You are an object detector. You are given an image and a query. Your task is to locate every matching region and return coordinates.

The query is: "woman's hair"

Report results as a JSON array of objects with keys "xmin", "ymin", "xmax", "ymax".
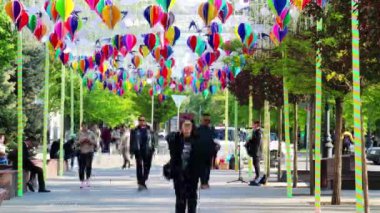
[{"xmin": 181, "ymin": 119, "xmax": 197, "ymax": 137}]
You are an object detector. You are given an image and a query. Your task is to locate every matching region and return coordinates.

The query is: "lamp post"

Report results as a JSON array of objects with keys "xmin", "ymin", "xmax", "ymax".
[{"xmin": 324, "ymin": 102, "xmax": 333, "ymax": 158}]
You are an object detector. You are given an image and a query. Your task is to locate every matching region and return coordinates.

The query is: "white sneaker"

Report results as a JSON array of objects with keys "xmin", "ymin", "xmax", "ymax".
[
  {"xmin": 86, "ymin": 180, "xmax": 91, "ymax": 187},
  {"xmin": 80, "ymin": 181, "xmax": 85, "ymax": 189}
]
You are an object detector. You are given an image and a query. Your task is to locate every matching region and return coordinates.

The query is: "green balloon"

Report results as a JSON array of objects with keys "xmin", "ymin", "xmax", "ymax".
[
  {"xmin": 55, "ymin": 49, "xmax": 61, "ymax": 59},
  {"xmin": 96, "ymin": 0, "xmax": 105, "ymax": 16},
  {"xmin": 283, "ymin": 12, "xmax": 291, "ymax": 28},
  {"xmin": 203, "ymin": 89, "xmax": 209, "ymax": 99},
  {"xmin": 165, "ymin": 60, "xmax": 172, "ymax": 68},
  {"xmin": 28, "ymin": 15, "xmax": 37, "ymax": 32},
  {"xmin": 195, "ymin": 38, "xmax": 206, "ymax": 56},
  {"xmin": 56, "ymin": 0, "xmax": 65, "ymax": 21},
  {"xmin": 156, "ymin": 0, "xmax": 168, "ymax": 12}
]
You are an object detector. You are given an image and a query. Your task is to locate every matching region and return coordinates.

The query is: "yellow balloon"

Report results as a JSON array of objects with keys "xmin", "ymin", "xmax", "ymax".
[{"xmin": 71, "ymin": 61, "xmax": 78, "ymax": 70}]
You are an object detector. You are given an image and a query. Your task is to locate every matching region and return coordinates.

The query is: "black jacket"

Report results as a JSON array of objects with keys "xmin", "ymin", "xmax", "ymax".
[
  {"xmin": 246, "ymin": 128, "xmax": 262, "ymax": 158},
  {"xmin": 130, "ymin": 125, "xmax": 156, "ymax": 156},
  {"xmin": 197, "ymin": 125, "xmax": 216, "ymax": 160},
  {"xmin": 167, "ymin": 132, "xmax": 203, "ymax": 179}
]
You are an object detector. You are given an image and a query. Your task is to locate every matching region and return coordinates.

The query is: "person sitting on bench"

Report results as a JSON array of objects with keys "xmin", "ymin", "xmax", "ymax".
[
  {"xmin": 0, "ymin": 133, "xmax": 8, "ymax": 165},
  {"xmin": 23, "ymin": 137, "xmax": 50, "ymax": 193}
]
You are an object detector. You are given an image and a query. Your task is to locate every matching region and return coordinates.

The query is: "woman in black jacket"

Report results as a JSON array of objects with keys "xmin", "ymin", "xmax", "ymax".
[{"xmin": 167, "ymin": 119, "xmax": 203, "ymax": 213}]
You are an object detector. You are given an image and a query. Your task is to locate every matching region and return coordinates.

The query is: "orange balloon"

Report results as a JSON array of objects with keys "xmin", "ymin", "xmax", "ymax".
[{"xmin": 102, "ymin": 5, "xmax": 121, "ymax": 29}]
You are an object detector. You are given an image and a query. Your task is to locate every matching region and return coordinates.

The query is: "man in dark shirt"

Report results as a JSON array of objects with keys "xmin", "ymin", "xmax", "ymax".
[
  {"xmin": 197, "ymin": 113, "xmax": 215, "ymax": 189},
  {"xmin": 246, "ymin": 121, "xmax": 262, "ymax": 183},
  {"xmin": 130, "ymin": 115, "xmax": 155, "ymax": 191}
]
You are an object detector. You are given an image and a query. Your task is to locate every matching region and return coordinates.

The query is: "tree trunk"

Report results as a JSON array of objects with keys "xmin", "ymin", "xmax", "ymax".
[
  {"xmin": 293, "ymin": 102, "xmax": 299, "ymax": 188},
  {"xmin": 277, "ymin": 107, "xmax": 283, "ymax": 182},
  {"xmin": 361, "ymin": 110, "xmax": 370, "ymax": 213},
  {"xmin": 332, "ymin": 97, "xmax": 343, "ymax": 205},
  {"xmin": 309, "ymin": 95, "xmax": 315, "ymax": 195}
]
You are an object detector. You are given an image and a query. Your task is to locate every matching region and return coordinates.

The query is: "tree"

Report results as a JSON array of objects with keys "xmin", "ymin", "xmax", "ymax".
[
  {"xmin": 0, "ymin": 8, "xmax": 17, "ymax": 139},
  {"xmin": 130, "ymin": 87, "xmax": 177, "ymax": 130}
]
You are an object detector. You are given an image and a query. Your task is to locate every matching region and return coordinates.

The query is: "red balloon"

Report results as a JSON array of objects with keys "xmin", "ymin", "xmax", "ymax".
[
  {"xmin": 160, "ymin": 12, "xmax": 175, "ymax": 30},
  {"xmin": 144, "ymin": 5, "xmax": 163, "ymax": 28},
  {"xmin": 144, "ymin": 33, "xmax": 157, "ymax": 51},
  {"xmin": 208, "ymin": 33, "xmax": 222, "ymax": 50},
  {"xmin": 49, "ymin": 32, "xmax": 60, "ymax": 49},
  {"xmin": 16, "ymin": 10, "xmax": 29, "ymax": 31},
  {"xmin": 187, "ymin": 35, "xmax": 197, "ymax": 52}
]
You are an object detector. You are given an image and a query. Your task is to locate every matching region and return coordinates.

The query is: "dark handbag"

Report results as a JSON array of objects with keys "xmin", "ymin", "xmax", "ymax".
[
  {"xmin": 245, "ymin": 140, "xmax": 254, "ymax": 157},
  {"xmin": 163, "ymin": 161, "xmax": 172, "ymax": 180}
]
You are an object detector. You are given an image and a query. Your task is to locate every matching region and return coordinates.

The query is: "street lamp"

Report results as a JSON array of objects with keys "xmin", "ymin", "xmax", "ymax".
[{"xmin": 324, "ymin": 102, "xmax": 333, "ymax": 158}]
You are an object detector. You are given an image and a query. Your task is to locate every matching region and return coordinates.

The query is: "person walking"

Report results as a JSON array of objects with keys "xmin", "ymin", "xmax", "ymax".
[
  {"xmin": 120, "ymin": 125, "xmax": 131, "ymax": 169},
  {"xmin": 76, "ymin": 123, "xmax": 97, "ymax": 189},
  {"xmin": 101, "ymin": 125, "xmax": 112, "ymax": 153},
  {"xmin": 197, "ymin": 113, "xmax": 216, "ymax": 189},
  {"xmin": 167, "ymin": 119, "xmax": 203, "ymax": 213},
  {"xmin": 130, "ymin": 115, "xmax": 156, "ymax": 191},
  {"xmin": 245, "ymin": 121, "xmax": 263, "ymax": 185}
]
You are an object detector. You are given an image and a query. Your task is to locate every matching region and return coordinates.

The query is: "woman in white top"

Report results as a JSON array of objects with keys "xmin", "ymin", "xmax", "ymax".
[{"xmin": 120, "ymin": 125, "xmax": 131, "ymax": 169}]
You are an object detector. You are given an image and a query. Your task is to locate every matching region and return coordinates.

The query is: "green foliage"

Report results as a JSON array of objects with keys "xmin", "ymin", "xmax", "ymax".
[
  {"xmin": 130, "ymin": 87, "xmax": 177, "ymax": 129},
  {"xmin": 0, "ymin": 9, "xmax": 16, "ymax": 138}
]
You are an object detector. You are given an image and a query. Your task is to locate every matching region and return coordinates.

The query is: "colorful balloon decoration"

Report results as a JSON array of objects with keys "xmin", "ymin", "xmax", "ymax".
[
  {"xmin": 210, "ymin": 22, "xmax": 223, "ymax": 34},
  {"xmin": 198, "ymin": 2, "xmax": 218, "ymax": 26},
  {"xmin": 55, "ymin": 0, "xmax": 75, "ymax": 21},
  {"xmin": 208, "ymin": 33, "xmax": 222, "ymax": 50},
  {"xmin": 164, "ymin": 26, "xmax": 181, "ymax": 46},
  {"xmin": 5, "ymin": 0, "xmax": 29, "ymax": 31},
  {"xmin": 144, "ymin": 33, "xmax": 160, "ymax": 51},
  {"xmin": 268, "ymin": 0, "xmax": 289, "ymax": 16},
  {"xmin": 132, "ymin": 55, "xmax": 142, "ymax": 68},
  {"xmin": 156, "ymin": 0, "xmax": 177, "ymax": 12},
  {"xmin": 187, "ymin": 36, "xmax": 207, "ymax": 56},
  {"xmin": 218, "ymin": 2, "xmax": 233, "ymax": 23},
  {"xmin": 270, "ymin": 24, "xmax": 288, "ymax": 46},
  {"xmin": 65, "ymin": 15, "xmax": 82, "ymax": 41},
  {"xmin": 85, "ymin": 0, "xmax": 100, "ymax": 10},
  {"xmin": 28, "ymin": 14, "xmax": 48, "ymax": 41},
  {"xmin": 102, "ymin": 5, "xmax": 121, "ymax": 29},
  {"xmin": 160, "ymin": 12, "xmax": 175, "ymax": 30},
  {"xmin": 268, "ymin": 0, "xmax": 291, "ymax": 46},
  {"xmin": 139, "ymin": 45, "xmax": 150, "ymax": 58},
  {"xmin": 209, "ymin": 0, "xmax": 227, "ymax": 11},
  {"xmin": 144, "ymin": 5, "xmax": 163, "ymax": 28},
  {"xmin": 291, "ymin": 0, "xmax": 311, "ymax": 10},
  {"xmin": 44, "ymin": 0, "xmax": 60, "ymax": 22}
]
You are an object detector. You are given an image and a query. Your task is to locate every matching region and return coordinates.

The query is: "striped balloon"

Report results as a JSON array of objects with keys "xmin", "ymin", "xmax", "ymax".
[{"xmin": 198, "ymin": 2, "xmax": 218, "ymax": 26}]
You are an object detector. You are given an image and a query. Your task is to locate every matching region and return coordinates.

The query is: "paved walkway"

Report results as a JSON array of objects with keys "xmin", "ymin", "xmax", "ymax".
[{"xmin": 1, "ymin": 154, "xmax": 380, "ymax": 213}]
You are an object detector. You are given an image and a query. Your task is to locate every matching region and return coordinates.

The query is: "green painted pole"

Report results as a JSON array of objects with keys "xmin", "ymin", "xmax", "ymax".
[
  {"xmin": 42, "ymin": 42, "xmax": 50, "ymax": 179},
  {"xmin": 70, "ymin": 68, "xmax": 74, "ymax": 135},
  {"xmin": 234, "ymin": 99, "xmax": 238, "ymax": 171},
  {"xmin": 283, "ymin": 78, "xmax": 292, "ymax": 198},
  {"xmin": 59, "ymin": 64, "xmax": 65, "ymax": 176},
  {"xmin": 315, "ymin": 18, "xmax": 323, "ymax": 212},
  {"xmin": 17, "ymin": 31, "xmax": 23, "ymax": 197},
  {"xmin": 248, "ymin": 87, "xmax": 253, "ymax": 178},
  {"xmin": 352, "ymin": 0, "xmax": 364, "ymax": 211}
]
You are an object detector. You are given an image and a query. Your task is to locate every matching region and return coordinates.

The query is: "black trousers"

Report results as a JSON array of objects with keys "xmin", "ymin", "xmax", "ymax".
[
  {"xmin": 252, "ymin": 157, "xmax": 260, "ymax": 179},
  {"xmin": 24, "ymin": 160, "xmax": 46, "ymax": 190},
  {"xmin": 200, "ymin": 159, "xmax": 211, "ymax": 185},
  {"xmin": 135, "ymin": 152, "xmax": 153, "ymax": 185},
  {"xmin": 174, "ymin": 174, "xmax": 199, "ymax": 213},
  {"xmin": 78, "ymin": 152, "xmax": 94, "ymax": 181}
]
